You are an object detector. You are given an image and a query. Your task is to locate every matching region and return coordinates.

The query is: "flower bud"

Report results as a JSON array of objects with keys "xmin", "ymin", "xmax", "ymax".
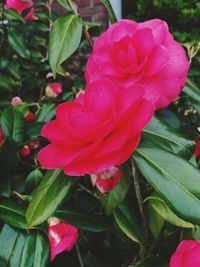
[
  {"xmin": 20, "ymin": 145, "xmax": 30, "ymax": 157},
  {"xmin": 29, "ymin": 141, "xmax": 40, "ymax": 151},
  {"xmin": 48, "ymin": 217, "xmax": 79, "ymax": 261},
  {"xmin": 91, "ymin": 166, "xmax": 122, "ymax": 194},
  {"xmin": 11, "ymin": 96, "xmax": 22, "ymax": 106},
  {"xmin": 24, "ymin": 111, "xmax": 36, "ymax": 122},
  {"xmin": 194, "ymin": 139, "xmax": 200, "ymax": 159},
  {"xmin": 45, "ymin": 83, "xmax": 63, "ymax": 98},
  {"xmin": 0, "ymin": 128, "xmax": 3, "ymax": 145}
]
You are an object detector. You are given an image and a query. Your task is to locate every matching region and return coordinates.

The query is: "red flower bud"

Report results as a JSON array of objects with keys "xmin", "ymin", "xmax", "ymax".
[
  {"xmin": 91, "ymin": 166, "xmax": 122, "ymax": 194},
  {"xmin": 0, "ymin": 128, "xmax": 3, "ymax": 145},
  {"xmin": 11, "ymin": 96, "xmax": 22, "ymax": 106},
  {"xmin": 194, "ymin": 139, "xmax": 200, "ymax": 159},
  {"xmin": 29, "ymin": 141, "xmax": 40, "ymax": 151},
  {"xmin": 48, "ymin": 217, "xmax": 79, "ymax": 261},
  {"xmin": 20, "ymin": 145, "xmax": 30, "ymax": 157},
  {"xmin": 45, "ymin": 83, "xmax": 63, "ymax": 98},
  {"xmin": 24, "ymin": 111, "xmax": 36, "ymax": 122}
]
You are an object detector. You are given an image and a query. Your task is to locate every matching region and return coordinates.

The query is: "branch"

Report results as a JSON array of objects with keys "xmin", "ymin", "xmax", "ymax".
[
  {"xmin": 75, "ymin": 244, "xmax": 85, "ymax": 267},
  {"xmin": 66, "ymin": 0, "xmax": 93, "ymax": 47}
]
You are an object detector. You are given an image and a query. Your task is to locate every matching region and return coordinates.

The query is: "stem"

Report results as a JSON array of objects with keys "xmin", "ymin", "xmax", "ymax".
[
  {"xmin": 66, "ymin": 0, "xmax": 93, "ymax": 47},
  {"xmin": 78, "ymin": 183, "xmax": 98, "ymax": 199},
  {"xmin": 131, "ymin": 158, "xmax": 149, "ymax": 258},
  {"xmin": 75, "ymin": 244, "xmax": 85, "ymax": 267}
]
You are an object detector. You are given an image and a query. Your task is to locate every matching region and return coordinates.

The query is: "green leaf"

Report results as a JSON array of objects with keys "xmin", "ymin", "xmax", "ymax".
[
  {"xmin": 56, "ymin": 208, "xmax": 110, "ymax": 232},
  {"xmin": 8, "ymin": 29, "xmax": 30, "ymax": 58},
  {"xmin": 129, "ymin": 256, "xmax": 167, "ymax": 267},
  {"xmin": 48, "ymin": 15, "xmax": 83, "ymax": 75},
  {"xmin": 113, "ymin": 203, "xmax": 145, "ymax": 245},
  {"xmin": 133, "ymin": 146, "xmax": 200, "ymax": 225},
  {"xmin": 147, "ymin": 203, "xmax": 165, "ymax": 239},
  {"xmin": 57, "ymin": 0, "xmax": 78, "ymax": 11},
  {"xmin": 183, "ymin": 78, "xmax": 200, "ymax": 102},
  {"xmin": 4, "ymin": 9, "xmax": 25, "ymax": 22},
  {"xmin": 25, "ymin": 122, "xmax": 43, "ymax": 139},
  {"xmin": 100, "ymin": 166, "xmax": 130, "ymax": 214},
  {"xmin": 36, "ymin": 103, "xmax": 55, "ymax": 123},
  {"xmin": 0, "ymin": 224, "xmax": 26, "ymax": 267},
  {"xmin": 0, "ymin": 74, "xmax": 15, "ymax": 92},
  {"xmin": 1, "ymin": 107, "xmax": 24, "ymax": 143},
  {"xmin": 0, "ymin": 202, "xmax": 27, "ymax": 229},
  {"xmin": 20, "ymin": 231, "xmax": 49, "ymax": 267},
  {"xmin": 25, "ymin": 169, "xmax": 43, "ymax": 189},
  {"xmin": 142, "ymin": 117, "xmax": 194, "ymax": 159},
  {"xmin": 100, "ymin": 0, "xmax": 118, "ymax": 23},
  {"xmin": 26, "ymin": 170, "xmax": 76, "ymax": 227},
  {"xmin": 147, "ymin": 194, "xmax": 194, "ymax": 228}
]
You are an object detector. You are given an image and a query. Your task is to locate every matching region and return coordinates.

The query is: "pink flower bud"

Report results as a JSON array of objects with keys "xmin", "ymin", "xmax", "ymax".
[
  {"xmin": 194, "ymin": 139, "xmax": 200, "ymax": 159},
  {"xmin": 24, "ymin": 111, "xmax": 36, "ymax": 122},
  {"xmin": 11, "ymin": 96, "xmax": 22, "ymax": 106},
  {"xmin": 20, "ymin": 145, "xmax": 30, "ymax": 157},
  {"xmin": 91, "ymin": 166, "xmax": 122, "ymax": 194},
  {"xmin": 29, "ymin": 141, "xmax": 40, "ymax": 151},
  {"xmin": 0, "ymin": 128, "xmax": 3, "ymax": 145},
  {"xmin": 170, "ymin": 240, "xmax": 200, "ymax": 267},
  {"xmin": 45, "ymin": 83, "xmax": 63, "ymax": 98},
  {"xmin": 25, "ymin": 8, "xmax": 38, "ymax": 20},
  {"xmin": 48, "ymin": 217, "xmax": 79, "ymax": 261}
]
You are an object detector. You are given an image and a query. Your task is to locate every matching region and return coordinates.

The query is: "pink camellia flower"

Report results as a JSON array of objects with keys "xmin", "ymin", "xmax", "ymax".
[
  {"xmin": 169, "ymin": 240, "xmax": 200, "ymax": 267},
  {"xmin": 194, "ymin": 139, "xmax": 200, "ymax": 159},
  {"xmin": 5, "ymin": 0, "xmax": 37, "ymax": 20},
  {"xmin": 38, "ymin": 79, "xmax": 154, "ymax": 176},
  {"xmin": 86, "ymin": 19, "xmax": 189, "ymax": 109},
  {"xmin": 48, "ymin": 217, "xmax": 79, "ymax": 261},
  {"xmin": 11, "ymin": 96, "xmax": 22, "ymax": 106},
  {"xmin": 91, "ymin": 166, "xmax": 122, "ymax": 194},
  {"xmin": 0, "ymin": 128, "xmax": 3, "ymax": 145},
  {"xmin": 45, "ymin": 83, "xmax": 63, "ymax": 98}
]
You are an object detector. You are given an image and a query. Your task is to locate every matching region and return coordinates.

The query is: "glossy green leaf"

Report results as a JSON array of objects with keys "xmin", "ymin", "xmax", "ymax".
[
  {"xmin": 8, "ymin": 29, "xmax": 30, "ymax": 58},
  {"xmin": 147, "ymin": 203, "xmax": 165, "ymax": 239},
  {"xmin": 48, "ymin": 15, "xmax": 82, "ymax": 75},
  {"xmin": 20, "ymin": 232, "xmax": 49, "ymax": 267},
  {"xmin": 57, "ymin": 0, "xmax": 77, "ymax": 11},
  {"xmin": 142, "ymin": 117, "xmax": 194, "ymax": 159},
  {"xmin": 25, "ymin": 122, "xmax": 43, "ymax": 139},
  {"xmin": 133, "ymin": 146, "xmax": 200, "ymax": 225},
  {"xmin": 100, "ymin": 0, "xmax": 117, "ymax": 23},
  {"xmin": 113, "ymin": 203, "xmax": 145, "ymax": 245},
  {"xmin": 36, "ymin": 103, "xmax": 55, "ymax": 123},
  {"xmin": 1, "ymin": 107, "xmax": 24, "ymax": 143},
  {"xmin": 25, "ymin": 169, "xmax": 43, "ymax": 189},
  {"xmin": 56, "ymin": 208, "xmax": 110, "ymax": 232},
  {"xmin": 183, "ymin": 78, "xmax": 200, "ymax": 102},
  {"xmin": 100, "ymin": 166, "xmax": 130, "ymax": 214},
  {"xmin": 0, "ymin": 74, "xmax": 15, "ymax": 92},
  {"xmin": 0, "ymin": 202, "xmax": 27, "ymax": 229},
  {"xmin": 4, "ymin": 9, "xmax": 25, "ymax": 22},
  {"xmin": 147, "ymin": 194, "xmax": 194, "ymax": 228},
  {"xmin": 0, "ymin": 224, "xmax": 26, "ymax": 267},
  {"xmin": 26, "ymin": 170, "xmax": 76, "ymax": 227}
]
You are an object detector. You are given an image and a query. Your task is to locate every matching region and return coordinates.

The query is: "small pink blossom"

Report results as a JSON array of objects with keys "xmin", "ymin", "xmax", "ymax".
[
  {"xmin": 48, "ymin": 217, "xmax": 79, "ymax": 261},
  {"xmin": 5, "ymin": 0, "xmax": 37, "ymax": 20},
  {"xmin": 86, "ymin": 19, "xmax": 189, "ymax": 109},
  {"xmin": 170, "ymin": 240, "xmax": 200, "ymax": 267},
  {"xmin": 91, "ymin": 166, "xmax": 122, "ymax": 194},
  {"xmin": 45, "ymin": 83, "xmax": 63, "ymax": 98},
  {"xmin": 11, "ymin": 96, "xmax": 22, "ymax": 106}
]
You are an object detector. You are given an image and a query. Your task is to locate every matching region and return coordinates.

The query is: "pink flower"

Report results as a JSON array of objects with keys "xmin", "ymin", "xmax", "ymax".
[
  {"xmin": 20, "ymin": 145, "xmax": 30, "ymax": 157},
  {"xmin": 169, "ymin": 240, "xmax": 200, "ymax": 267},
  {"xmin": 48, "ymin": 217, "xmax": 79, "ymax": 261},
  {"xmin": 24, "ymin": 111, "xmax": 36, "ymax": 122},
  {"xmin": 11, "ymin": 96, "xmax": 22, "ymax": 106},
  {"xmin": 38, "ymin": 79, "xmax": 154, "ymax": 176},
  {"xmin": 194, "ymin": 139, "xmax": 200, "ymax": 159},
  {"xmin": 45, "ymin": 83, "xmax": 63, "ymax": 98},
  {"xmin": 86, "ymin": 19, "xmax": 189, "ymax": 109},
  {"xmin": 5, "ymin": 0, "xmax": 37, "ymax": 20},
  {"xmin": 91, "ymin": 166, "xmax": 122, "ymax": 194},
  {"xmin": 0, "ymin": 128, "xmax": 3, "ymax": 145}
]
